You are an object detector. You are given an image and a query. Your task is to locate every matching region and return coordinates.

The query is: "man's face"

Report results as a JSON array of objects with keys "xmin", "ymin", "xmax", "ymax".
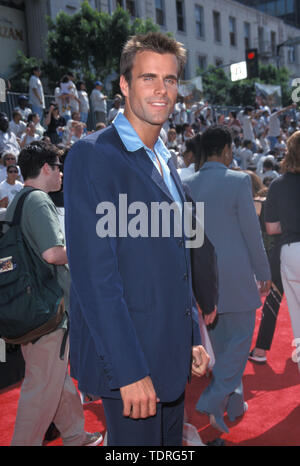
[
  {"xmin": 120, "ymin": 51, "xmax": 179, "ymax": 132},
  {"xmin": 5, "ymin": 154, "xmax": 17, "ymax": 166},
  {"xmin": 0, "ymin": 115, "xmax": 9, "ymax": 132},
  {"xmin": 19, "ymin": 100, "xmax": 27, "ymax": 109},
  {"xmin": 7, "ymin": 166, "xmax": 19, "ymax": 183},
  {"xmin": 48, "ymin": 159, "xmax": 63, "ymax": 192}
]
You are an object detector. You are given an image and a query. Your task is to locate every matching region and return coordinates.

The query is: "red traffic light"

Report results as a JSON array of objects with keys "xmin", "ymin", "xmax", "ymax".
[{"xmin": 247, "ymin": 51, "xmax": 256, "ymax": 60}]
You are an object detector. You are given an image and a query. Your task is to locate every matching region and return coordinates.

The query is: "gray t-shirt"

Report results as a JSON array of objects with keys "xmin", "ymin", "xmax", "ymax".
[{"xmin": 6, "ymin": 187, "xmax": 70, "ymax": 326}]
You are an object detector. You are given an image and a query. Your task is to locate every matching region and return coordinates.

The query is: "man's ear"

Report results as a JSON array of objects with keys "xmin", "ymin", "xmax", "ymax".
[
  {"xmin": 42, "ymin": 162, "xmax": 51, "ymax": 175},
  {"xmin": 119, "ymin": 75, "xmax": 129, "ymax": 99}
]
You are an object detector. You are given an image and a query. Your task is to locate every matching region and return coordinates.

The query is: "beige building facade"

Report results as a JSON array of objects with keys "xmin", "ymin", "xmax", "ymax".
[{"xmin": 1, "ymin": 0, "xmax": 300, "ymax": 79}]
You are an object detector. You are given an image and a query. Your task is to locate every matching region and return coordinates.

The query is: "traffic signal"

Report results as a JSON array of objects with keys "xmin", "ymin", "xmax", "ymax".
[{"xmin": 245, "ymin": 48, "xmax": 259, "ymax": 78}]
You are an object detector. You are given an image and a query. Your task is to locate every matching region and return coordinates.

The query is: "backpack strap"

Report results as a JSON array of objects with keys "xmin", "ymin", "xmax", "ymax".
[{"xmin": 11, "ymin": 188, "xmax": 40, "ymax": 226}]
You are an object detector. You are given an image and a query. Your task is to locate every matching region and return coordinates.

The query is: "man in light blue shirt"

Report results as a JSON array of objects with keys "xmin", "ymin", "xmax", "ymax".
[
  {"xmin": 64, "ymin": 32, "xmax": 210, "ymax": 447},
  {"xmin": 113, "ymin": 112, "xmax": 183, "ymax": 212}
]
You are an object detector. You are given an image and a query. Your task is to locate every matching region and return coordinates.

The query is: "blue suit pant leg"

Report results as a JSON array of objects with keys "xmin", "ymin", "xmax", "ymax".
[
  {"xmin": 102, "ymin": 392, "xmax": 185, "ymax": 446},
  {"xmin": 196, "ymin": 311, "xmax": 255, "ymax": 424}
]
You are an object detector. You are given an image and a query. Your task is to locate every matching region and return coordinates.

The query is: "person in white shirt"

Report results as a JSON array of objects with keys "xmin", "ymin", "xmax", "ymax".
[
  {"xmin": 268, "ymin": 104, "xmax": 296, "ymax": 149},
  {"xmin": 261, "ymin": 158, "xmax": 280, "ymax": 182},
  {"xmin": 0, "ymin": 152, "xmax": 22, "ymax": 183},
  {"xmin": 0, "ymin": 164, "xmax": 23, "ymax": 207},
  {"xmin": 66, "ymin": 72, "xmax": 80, "ymax": 114},
  {"xmin": 240, "ymin": 106, "xmax": 256, "ymax": 147},
  {"xmin": 259, "ymin": 127, "xmax": 271, "ymax": 154},
  {"xmin": 177, "ymin": 136, "xmax": 198, "ymax": 181},
  {"xmin": 172, "ymin": 96, "xmax": 188, "ymax": 126},
  {"xmin": 107, "ymin": 94, "xmax": 124, "ymax": 124},
  {"xmin": 64, "ymin": 121, "xmax": 85, "ymax": 147},
  {"xmin": 77, "ymin": 81, "xmax": 90, "ymax": 123},
  {"xmin": 239, "ymin": 139, "xmax": 253, "ymax": 170},
  {"xmin": 27, "ymin": 113, "xmax": 45, "ymax": 139},
  {"xmin": 0, "ymin": 112, "xmax": 20, "ymax": 157},
  {"xmin": 14, "ymin": 95, "xmax": 32, "ymax": 122},
  {"xmin": 20, "ymin": 122, "xmax": 40, "ymax": 148},
  {"xmin": 90, "ymin": 81, "xmax": 107, "ymax": 125},
  {"xmin": 9, "ymin": 111, "xmax": 26, "ymax": 138},
  {"xmin": 28, "ymin": 67, "xmax": 45, "ymax": 123}
]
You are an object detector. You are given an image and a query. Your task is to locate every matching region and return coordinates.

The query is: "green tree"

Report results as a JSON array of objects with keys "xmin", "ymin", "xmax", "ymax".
[
  {"xmin": 10, "ymin": 1, "xmax": 159, "ymax": 95},
  {"xmin": 9, "ymin": 51, "xmax": 43, "ymax": 93},
  {"xmin": 45, "ymin": 2, "xmax": 159, "ymax": 94},
  {"xmin": 198, "ymin": 62, "xmax": 292, "ymax": 108},
  {"xmin": 200, "ymin": 65, "xmax": 232, "ymax": 105}
]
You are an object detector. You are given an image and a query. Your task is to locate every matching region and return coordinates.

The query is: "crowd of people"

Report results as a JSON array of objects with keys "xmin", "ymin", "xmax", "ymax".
[
  {"xmin": 0, "ymin": 31, "xmax": 299, "ymax": 447},
  {"xmin": 1, "ymin": 63, "xmax": 299, "ymax": 211}
]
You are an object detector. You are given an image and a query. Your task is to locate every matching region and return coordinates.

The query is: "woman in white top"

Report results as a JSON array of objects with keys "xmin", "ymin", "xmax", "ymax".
[
  {"xmin": 0, "ymin": 164, "xmax": 23, "ymax": 207},
  {"xmin": 77, "ymin": 81, "xmax": 90, "ymax": 123}
]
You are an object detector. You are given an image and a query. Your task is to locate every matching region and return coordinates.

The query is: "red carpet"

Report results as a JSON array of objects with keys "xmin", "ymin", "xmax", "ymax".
[{"xmin": 1, "ymin": 296, "xmax": 299, "ymax": 446}]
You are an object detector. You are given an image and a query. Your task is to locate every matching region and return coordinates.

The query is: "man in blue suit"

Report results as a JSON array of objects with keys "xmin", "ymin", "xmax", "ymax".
[
  {"xmin": 185, "ymin": 126, "xmax": 271, "ymax": 433},
  {"xmin": 63, "ymin": 32, "xmax": 211, "ymax": 446}
]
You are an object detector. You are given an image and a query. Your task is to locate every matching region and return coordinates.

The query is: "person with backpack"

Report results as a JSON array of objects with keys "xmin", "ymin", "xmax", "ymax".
[{"xmin": 4, "ymin": 141, "xmax": 102, "ymax": 446}]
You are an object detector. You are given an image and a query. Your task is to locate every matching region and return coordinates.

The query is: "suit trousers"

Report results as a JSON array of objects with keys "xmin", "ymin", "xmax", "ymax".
[
  {"xmin": 102, "ymin": 392, "xmax": 185, "ymax": 446},
  {"xmin": 11, "ymin": 329, "xmax": 85, "ymax": 446},
  {"xmin": 281, "ymin": 242, "xmax": 300, "ymax": 372},
  {"xmin": 196, "ymin": 310, "xmax": 255, "ymax": 424}
]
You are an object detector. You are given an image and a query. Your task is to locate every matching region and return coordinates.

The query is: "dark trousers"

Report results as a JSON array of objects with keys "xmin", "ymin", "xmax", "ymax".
[
  {"xmin": 102, "ymin": 392, "xmax": 185, "ymax": 446},
  {"xmin": 255, "ymin": 242, "xmax": 284, "ymax": 351}
]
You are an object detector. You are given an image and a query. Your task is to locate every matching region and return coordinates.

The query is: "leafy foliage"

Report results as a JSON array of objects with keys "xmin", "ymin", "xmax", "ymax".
[
  {"xmin": 10, "ymin": 2, "xmax": 159, "ymax": 95},
  {"xmin": 199, "ymin": 62, "xmax": 292, "ymax": 107}
]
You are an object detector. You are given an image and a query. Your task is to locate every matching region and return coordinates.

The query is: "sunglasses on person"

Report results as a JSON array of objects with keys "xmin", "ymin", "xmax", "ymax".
[
  {"xmin": 48, "ymin": 162, "xmax": 63, "ymax": 169},
  {"xmin": 6, "ymin": 157, "xmax": 16, "ymax": 161},
  {"xmin": 7, "ymin": 169, "xmax": 18, "ymax": 174}
]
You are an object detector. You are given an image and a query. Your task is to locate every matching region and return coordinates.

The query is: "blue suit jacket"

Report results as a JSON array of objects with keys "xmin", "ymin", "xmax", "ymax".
[
  {"xmin": 185, "ymin": 162, "xmax": 271, "ymax": 314},
  {"xmin": 63, "ymin": 125, "xmax": 202, "ymax": 402}
]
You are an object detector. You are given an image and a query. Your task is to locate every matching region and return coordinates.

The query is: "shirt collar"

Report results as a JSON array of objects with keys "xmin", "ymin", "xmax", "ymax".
[{"xmin": 113, "ymin": 112, "xmax": 171, "ymax": 163}]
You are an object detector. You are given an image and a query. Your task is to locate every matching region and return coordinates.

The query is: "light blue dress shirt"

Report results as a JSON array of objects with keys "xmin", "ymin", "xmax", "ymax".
[{"xmin": 113, "ymin": 113, "xmax": 183, "ymax": 211}]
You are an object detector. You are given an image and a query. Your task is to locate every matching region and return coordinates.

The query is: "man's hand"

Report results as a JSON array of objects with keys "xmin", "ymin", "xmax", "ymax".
[
  {"xmin": 120, "ymin": 376, "xmax": 160, "ymax": 419},
  {"xmin": 204, "ymin": 307, "xmax": 217, "ymax": 326},
  {"xmin": 0, "ymin": 196, "xmax": 8, "ymax": 208},
  {"xmin": 191, "ymin": 345, "xmax": 210, "ymax": 377},
  {"xmin": 258, "ymin": 280, "xmax": 272, "ymax": 296}
]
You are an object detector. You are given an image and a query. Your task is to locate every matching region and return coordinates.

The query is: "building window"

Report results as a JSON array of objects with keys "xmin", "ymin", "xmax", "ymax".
[
  {"xmin": 229, "ymin": 16, "xmax": 236, "ymax": 46},
  {"xmin": 176, "ymin": 0, "xmax": 185, "ymax": 32},
  {"xmin": 213, "ymin": 11, "xmax": 221, "ymax": 43},
  {"xmin": 215, "ymin": 57, "xmax": 223, "ymax": 67},
  {"xmin": 271, "ymin": 31, "xmax": 276, "ymax": 55},
  {"xmin": 258, "ymin": 26, "xmax": 264, "ymax": 53},
  {"xmin": 155, "ymin": 0, "xmax": 165, "ymax": 26},
  {"xmin": 197, "ymin": 55, "xmax": 207, "ymax": 71},
  {"xmin": 116, "ymin": 0, "xmax": 137, "ymax": 17},
  {"xmin": 244, "ymin": 22, "xmax": 251, "ymax": 49},
  {"xmin": 288, "ymin": 45, "xmax": 296, "ymax": 63},
  {"xmin": 195, "ymin": 4, "xmax": 205, "ymax": 39}
]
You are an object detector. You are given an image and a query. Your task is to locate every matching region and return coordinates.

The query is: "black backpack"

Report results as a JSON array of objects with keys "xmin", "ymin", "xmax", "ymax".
[{"xmin": 0, "ymin": 188, "xmax": 65, "ymax": 345}]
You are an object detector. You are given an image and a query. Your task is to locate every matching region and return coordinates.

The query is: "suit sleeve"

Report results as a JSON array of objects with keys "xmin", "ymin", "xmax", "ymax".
[
  {"xmin": 183, "ymin": 183, "xmax": 219, "ymax": 316},
  {"xmin": 64, "ymin": 139, "xmax": 150, "ymax": 390},
  {"xmin": 237, "ymin": 175, "xmax": 271, "ymax": 281}
]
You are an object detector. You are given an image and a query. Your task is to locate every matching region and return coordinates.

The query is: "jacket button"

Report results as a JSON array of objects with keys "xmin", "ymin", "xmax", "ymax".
[
  {"xmin": 179, "ymin": 239, "xmax": 184, "ymax": 247},
  {"xmin": 183, "ymin": 273, "xmax": 188, "ymax": 280},
  {"xmin": 185, "ymin": 309, "xmax": 191, "ymax": 316}
]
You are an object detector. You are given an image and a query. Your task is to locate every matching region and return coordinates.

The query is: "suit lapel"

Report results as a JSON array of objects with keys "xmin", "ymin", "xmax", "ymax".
[
  {"xmin": 133, "ymin": 147, "xmax": 175, "ymax": 203},
  {"xmin": 167, "ymin": 158, "xmax": 186, "ymax": 203}
]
